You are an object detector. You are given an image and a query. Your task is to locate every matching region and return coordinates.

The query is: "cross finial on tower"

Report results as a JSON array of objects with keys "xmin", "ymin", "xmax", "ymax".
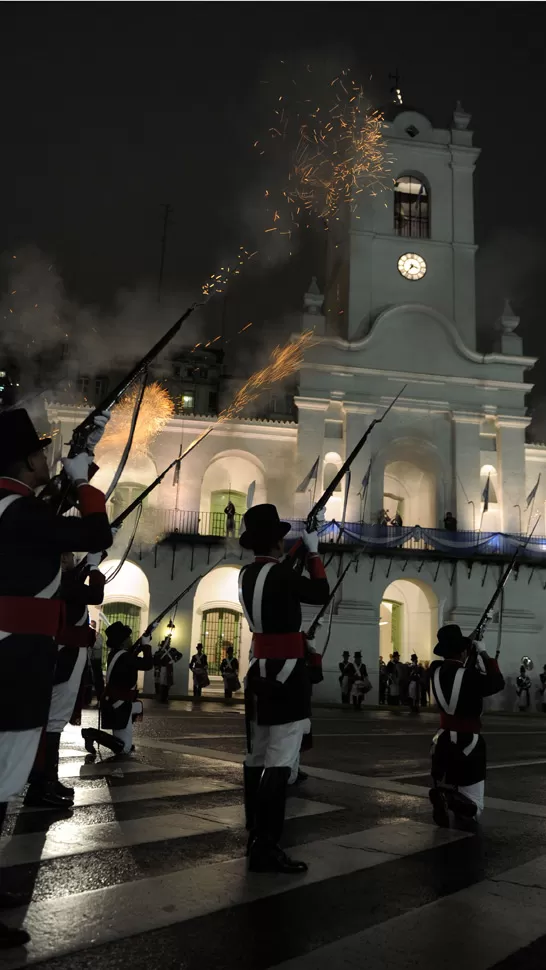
[{"xmin": 389, "ymin": 70, "xmax": 403, "ymax": 105}]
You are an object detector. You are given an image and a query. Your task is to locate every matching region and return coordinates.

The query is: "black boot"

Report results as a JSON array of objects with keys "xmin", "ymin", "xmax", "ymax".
[
  {"xmin": 243, "ymin": 765, "xmax": 263, "ymax": 854},
  {"xmin": 429, "ymin": 787, "xmax": 450, "ymax": 827},
  {"xmin": 248, "ymin": 767, "xmax": 308, "ymax": 874},
  {"xmin": 82, "ymin": 728, "xmax": 124, "ymax": 755},
  {"xmin": 47, "ymin": 732, "xmax": 75, "ymax": 802},
  {"xmin": 24, "ymin": 733, "xmax": 73, "ymax": 808}
]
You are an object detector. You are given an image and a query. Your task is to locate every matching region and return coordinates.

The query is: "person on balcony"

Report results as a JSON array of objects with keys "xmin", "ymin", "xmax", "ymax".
[
  {"xmin": 392, "ymin": 510, "xmax": 403, "ymax": 527},
  {"xmin": 189, "ymin": 643, "xmax": 209, "ymax": 697},
  {"xmin": 429, "ymin": 624, "xmax": 504, "ymax": 826},
  {"xmin": 444, "ymin": 512, "xmax": 457, "ymax": 532},
  {"xmin": 377, "ymin": 508, "xmax": 391, "ymax": 527},
  {"xmin": 224, "ymin": 500, "xmax": 236, "ymax": 537}
]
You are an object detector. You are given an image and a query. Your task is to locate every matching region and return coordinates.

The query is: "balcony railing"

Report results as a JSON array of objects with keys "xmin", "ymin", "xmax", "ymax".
[{"xmin": 127, "ymin": 510, "xmax": 546, "ymax": 563}]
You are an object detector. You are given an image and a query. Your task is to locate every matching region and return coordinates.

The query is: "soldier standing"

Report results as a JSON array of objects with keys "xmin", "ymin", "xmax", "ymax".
[
  {"xmin": 239, "ymin": 504, "xmax": 329, "ymax": 874},
  {"xmin": 0, "ymin": 408, "xmax": 111, "ymax": 949}
]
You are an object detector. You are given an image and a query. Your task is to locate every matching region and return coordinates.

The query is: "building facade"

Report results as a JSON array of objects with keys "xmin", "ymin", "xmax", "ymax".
[{"xmin": 47, "ymin": 103, "xmax": 546, "ymax": 709}]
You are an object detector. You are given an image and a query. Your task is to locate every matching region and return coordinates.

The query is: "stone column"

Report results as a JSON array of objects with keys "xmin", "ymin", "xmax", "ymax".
[
  {"xmin": 497, "ymin": 417, "xmax": 529, "ymax": 534},
  {"xmin": 452, "ymin": 413, "xmax": 481, "ymax": 530},
  {"xmin": 343, "ymin": 405, "xmax": 377, "ymax": 523},
  {"xmin": 293, "ymin": 398, "xmax": 328, "ymax": 519}
]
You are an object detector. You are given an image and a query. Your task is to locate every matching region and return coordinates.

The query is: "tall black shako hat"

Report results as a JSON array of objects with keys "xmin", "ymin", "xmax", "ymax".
[
  {"xmin": 239, "ymin": 503, "xmax": 291, "ymax": 550},
  {"xmin": 0, "ymin": 408, "xmax": 51, "ymax": 465},
  {"xmin": 106, "ymin": 621, "xmax": 132, "ymax": 650},
  {"xmin": 434, "ymin": 624, "xmax": 472, "ymax": 658}
]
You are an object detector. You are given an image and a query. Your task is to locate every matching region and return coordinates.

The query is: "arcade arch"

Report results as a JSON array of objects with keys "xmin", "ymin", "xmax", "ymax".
[
  {"xmin": 200, "ymin": 451, "xmax": 266, "ymax": 535},
  {"xmin": 380, "ymin": 578, "xmax": 438, "ymax": 665},
  {"xmin": 190, "ymin": 564, "xmax": 251, "ymax": 684}
]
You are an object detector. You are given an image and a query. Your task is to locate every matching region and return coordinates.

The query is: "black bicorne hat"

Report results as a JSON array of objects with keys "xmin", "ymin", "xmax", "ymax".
[
  {"xmin": 239, "ymin": 503, "xmax": 291, "ymax": 550},
  {"xmin": 434, "ymin": 624, "xmax": 472, "ymax": 658},
  {"xmin": 106, "ymin": 621, "xmax": 132, "ymax": 649},
  {"xmin": 0, "ymin": 408, "xmax": 51, "ymax": 465}
]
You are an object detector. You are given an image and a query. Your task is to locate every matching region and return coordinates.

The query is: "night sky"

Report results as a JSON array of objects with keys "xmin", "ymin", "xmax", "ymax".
[{"xmin": 2, "ymin": 8, "xmax": 545, "ymax": 403}]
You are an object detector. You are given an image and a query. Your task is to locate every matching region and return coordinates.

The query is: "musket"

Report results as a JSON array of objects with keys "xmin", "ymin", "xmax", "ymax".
[
  {"xmin": 469, "ymin": 517, "xmax": 541, "ymax": 660},
  {"xmin": 288, "ymin": 386, "xmax": 406, "ymax": 569},
  {"xmin": 306, "ymin": 555, "xmax": 357, "ymax": 649},
  {"xmin": 41, "ymin": 302, "xmax": 202, "ymax": 512},
  {"xmin": 305, "ymin": 385, "xmax": 406, "ymax": 531},
  {"xmin": 110, "ymin": 425, "xmax": 213, "ymax": 530},
  {"xmin": 130, "ymin": 553, "xmax": 225, "ymax": 653}
]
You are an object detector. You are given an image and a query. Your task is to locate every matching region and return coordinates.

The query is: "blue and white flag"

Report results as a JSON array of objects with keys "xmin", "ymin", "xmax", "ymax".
[
  {"xmin": 481, "ymin": 474, "xmax": 491, "ymax": 514},
  {"xmin": 525, "ymin": 474, "xmax": 541, "ymax": 511},
  {"xmin": 296, "ymin": 456, "xmax": 320, "ymax": 493}
]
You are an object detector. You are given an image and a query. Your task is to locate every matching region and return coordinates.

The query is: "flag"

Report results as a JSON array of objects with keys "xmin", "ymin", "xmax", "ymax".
[
  {"xmin": 296, "ymin": 456, "xmax": 320, "ymax": 493},
  {"xmin": 246, "ymin": 480, "xmax": 256, "ymax": 509},
  {"xmin": 360, "ymin": 459, "xmax": 372, "ymax": 495},
  {"xmin": 481, "ymin": 474, "xmax": 490, "ymax": 513},
  {"xmin": 525, "ymin": 474, "xmax": 541, "ymax": 511}
]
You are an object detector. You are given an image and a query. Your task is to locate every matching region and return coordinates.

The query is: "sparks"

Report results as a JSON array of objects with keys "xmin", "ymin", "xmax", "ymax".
[
  {"xmin": 97, "ymin": 382, "xmax": 175, "ymax": 458},
  {"xmin": 218, "ymin": 330, "xmax": 316, "ymax": 423}
]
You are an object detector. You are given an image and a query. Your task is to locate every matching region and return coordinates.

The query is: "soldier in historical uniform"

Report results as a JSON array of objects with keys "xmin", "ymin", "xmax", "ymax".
[
  {"xmin": 82, "ymin": 621, "xmax": 154, "ymax": 758},
  {"xmin": 0, "ymin": 407, "xmax": 111, "ymax": 949},
  {"xmin": 25, "ymin": 550, "xmax": 107, "ymax": 807},
  {"xmin": 429, "ymin": 624, "xmax": 505, "ymax": 826},
  {"xmin": 239, "ymin": 504, "xmax": 329, "ymax": 874}
]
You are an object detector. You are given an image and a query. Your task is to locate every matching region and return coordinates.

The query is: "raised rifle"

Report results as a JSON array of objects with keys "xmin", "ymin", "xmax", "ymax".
[
  {"xmin": 469, "ymin": 518, "xmax": 540, "ymax": 662},
  {"xmin": 41, "ymin": 303, "xmax": 201, "ymax": 513}
]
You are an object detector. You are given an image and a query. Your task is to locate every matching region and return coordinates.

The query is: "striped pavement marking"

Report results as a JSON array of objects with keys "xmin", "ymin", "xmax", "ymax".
[
  {"xmin": 0, "ymin": 820, "xmax": 470, "ymax": 968},
  {"xmin": 58, "ymin": 759, "xmax": 162, "ymax": 778},
  {"xmin": 267, "ymin": 856, "xmax": 546, "ymax": 970},
  {"xmin": 133, "ymin": 739, "xmax": 546, "ymax": 821},
  {"xmin": 6, "ymin": 776, "xmax": 241, "ymax": 815},
  {"xmin": 0, "ymin": 798, "xmax": 342, "ymax": 867}
]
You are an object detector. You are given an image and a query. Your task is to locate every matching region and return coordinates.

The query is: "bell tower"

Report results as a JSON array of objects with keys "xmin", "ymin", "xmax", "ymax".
[{"xmin": 345, "ymin": 102, "xmax": 480, "ymax": 349}]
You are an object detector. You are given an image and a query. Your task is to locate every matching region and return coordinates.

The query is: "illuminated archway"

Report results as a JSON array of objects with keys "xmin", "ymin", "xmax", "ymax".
[
  {"xmin": 200, "ymin": 451, "xmax": 266, "ymax": 535},
  {"xmin": 190, "ymin": 564, "xmax": 251, "ymax": 690},
  {"xmin": 380, "ymin": 578, "xmax": 438, "ymax": 664}
]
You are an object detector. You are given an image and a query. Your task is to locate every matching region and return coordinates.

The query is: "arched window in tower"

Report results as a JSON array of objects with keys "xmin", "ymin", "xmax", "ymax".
[{"xmin": 394, "ymin": 175, "xmax": 429, "ymax": 239}]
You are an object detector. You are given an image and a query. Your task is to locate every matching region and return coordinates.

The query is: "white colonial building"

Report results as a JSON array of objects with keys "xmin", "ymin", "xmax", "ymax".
[{"xmin": 47, "ymin": 103, "xmax": 546, "ymax": 709}]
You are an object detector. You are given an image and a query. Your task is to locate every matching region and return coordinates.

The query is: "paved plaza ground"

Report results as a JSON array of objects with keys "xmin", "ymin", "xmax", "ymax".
[{"xmin": 3, "ymin": 699, "xmax": 546, "ymax": 969}]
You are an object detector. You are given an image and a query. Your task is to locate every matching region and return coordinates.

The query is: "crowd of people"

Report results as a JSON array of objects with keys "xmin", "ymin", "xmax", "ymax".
[{"xmin": 379, "ymin": 652, "xmax": 431, "ymax": 712}]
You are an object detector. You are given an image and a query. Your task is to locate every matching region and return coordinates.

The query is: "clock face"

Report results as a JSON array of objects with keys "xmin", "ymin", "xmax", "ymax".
[{"xmin": 398, "ymin": 252, "xmax": 427, "ymax": 281}]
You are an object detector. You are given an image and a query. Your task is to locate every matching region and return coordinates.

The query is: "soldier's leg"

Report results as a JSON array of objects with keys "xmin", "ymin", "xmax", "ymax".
[
  {"xmin": 244, "ymin": 722, "xmax": 268, "ymax": 847},
  {"xmin": 249, "ymin": 719, "xmax": 310, "ymax": 874}
]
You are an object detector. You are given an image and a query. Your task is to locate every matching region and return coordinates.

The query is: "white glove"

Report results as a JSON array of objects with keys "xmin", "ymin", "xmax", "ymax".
[
  {"xmin": 87, "ymin": 410, "xmax": 111, "ymax": 452},
  {"xmin": 315, "ymin": 508, "xmax": 326, "ymax": 528},
  {"xmin": 110, "ymin": 526, "xmax": 120, "ymax": 539},
  {"xmin": 62, "ymin": 453, "xmax": 92, "ymax": 484},
  {"xmin": 302, "ymin": 529, "xmax": 319, "ymax": 554},
  {"xmin": 86, "ymin": 552, "xmax": 102, "ymax": 569}
]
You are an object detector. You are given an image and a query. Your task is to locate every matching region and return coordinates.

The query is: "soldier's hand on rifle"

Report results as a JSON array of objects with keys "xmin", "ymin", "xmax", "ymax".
[
  {"xmin": 61, "ymin": 452, "xmax": 93, "ymax": 485},
  {"xmin": 86, "ymin": 410, "xmax": 111, "ymax": 454},
  {"xmin": 302, "ymin": 528, "xmax": 320, "ymax": 554}
]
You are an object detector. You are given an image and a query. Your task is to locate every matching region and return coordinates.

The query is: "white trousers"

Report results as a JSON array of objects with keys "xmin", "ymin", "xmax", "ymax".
[
  {"xmin": 48, "ymin": 650, "xmax": 87, "ymax": 733},
  {"xmin": 246, "ymin": 718, "xmax": 310, "ymax": 770},
  {"xmin": 0, "ymin": 728, "xmax": 42, "ymax": 802},
  {"xmin": 112, "ymin": 701, "xmax": 143, "ymax": 754},
  {"xmin": 459, "ymin": 780, "xmax": 485, "ymax": 816}
]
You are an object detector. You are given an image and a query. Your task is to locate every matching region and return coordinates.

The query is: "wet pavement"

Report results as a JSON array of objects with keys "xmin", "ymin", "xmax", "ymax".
[{"xmin": 2, "ymin": 700, "xmax": 546, "ymax": 968}]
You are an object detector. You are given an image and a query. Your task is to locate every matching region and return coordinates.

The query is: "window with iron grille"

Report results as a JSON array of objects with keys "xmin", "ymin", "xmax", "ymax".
[
  {"xmin": 101, "ymin": 601, "xmax": 141, "ymax": 643},
  {"xmin": 200, "ymin": 608, "xmax": 240, "ymax": 675},
  {"xmin": 394, "ymin": 176, "xmax": 429, "ymax": 238}
]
